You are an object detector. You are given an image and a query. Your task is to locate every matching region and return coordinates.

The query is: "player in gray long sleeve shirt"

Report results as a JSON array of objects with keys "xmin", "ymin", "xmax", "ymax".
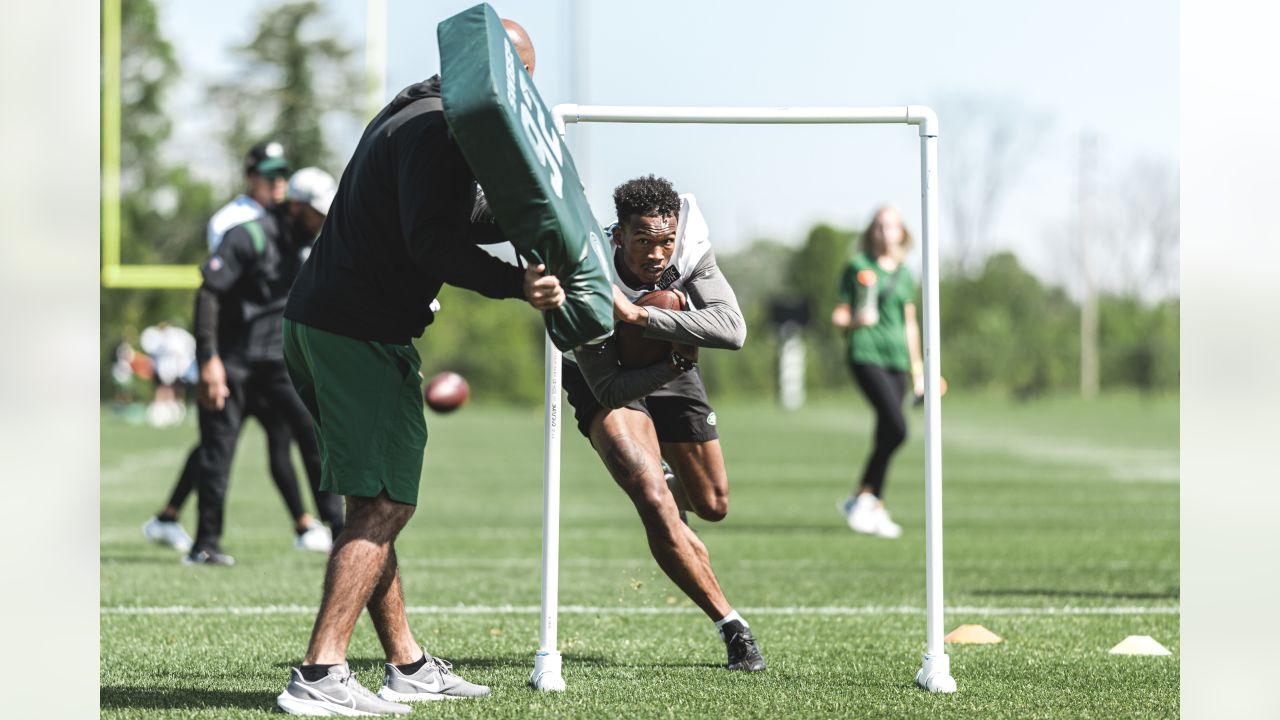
[
  {"xmin": 560, "ymin": 176, "xmax": 766, "ymax": 673},
  {"xmin": 571, "ymin": 248, "xmax": 744, "ymax": 408}
]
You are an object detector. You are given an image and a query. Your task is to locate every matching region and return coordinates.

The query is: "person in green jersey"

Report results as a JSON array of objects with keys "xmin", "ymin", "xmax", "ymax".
[{"xmin": 832, "ymin": 206, "xmax": 924, "ymax": 539}]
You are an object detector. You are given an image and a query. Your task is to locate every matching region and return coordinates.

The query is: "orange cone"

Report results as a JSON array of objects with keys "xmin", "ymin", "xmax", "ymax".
[{"xmin": 944, "ymin": 624, "xmax": 1003, "ymax": 644}]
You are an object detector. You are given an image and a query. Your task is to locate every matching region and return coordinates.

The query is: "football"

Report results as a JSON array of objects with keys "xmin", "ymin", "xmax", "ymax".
[
  {"xmin": 424, "ymin": 371, "xmax": 470, "ymax": 413},
  {"xmin": 615, "ymin": 290, "xmax": 686, "ymax": 369}
]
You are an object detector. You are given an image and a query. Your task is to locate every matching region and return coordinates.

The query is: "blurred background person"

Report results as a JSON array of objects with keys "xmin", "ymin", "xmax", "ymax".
[
  {"xmin": 208, "ymin": 141, "xmax": 290, "ymax": 251},
  {"xmin": 142, "ymin": 160, "xmax": 344, "ymax": 563},
  {"xmin": 832, "ymin": 206, "xmax": 923, "ymax": 539},
  {"xmin": 139, "ymin": 319, "xmax": 196, "ymax": 428}
]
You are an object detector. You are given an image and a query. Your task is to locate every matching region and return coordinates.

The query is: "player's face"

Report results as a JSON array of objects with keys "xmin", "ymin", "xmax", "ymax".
[
  {"xmin": 871, "ymin": 208, "xmax": 905, "ymax": 255},
  {"xmin": 616, "ymin": 213, "xmax": 677, "ymax": 285},
  {"xmin": 288, "ymin": 201, "xmax": 326, "ymax": 237},
  {"xmin": 248, "ymin": 172, "xmax": 289, "ymax": 207}
]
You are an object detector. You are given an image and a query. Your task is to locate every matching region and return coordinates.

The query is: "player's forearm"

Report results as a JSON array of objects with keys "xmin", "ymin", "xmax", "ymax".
[
  {"xmin": 424, "ymin": 238, "xmax": 524, "ymax": 299},
  {"xmin": 641, "ymin": 252, "xmax": 747, "ymax": 350},
  {"xmin": 905, "ymin": 320, "xmax": 922, "ymax": 366},
  {"xmin": 193, "ymin": 286, "xmax": 220, "ymax": 358},
  {"xmin": 573, "ymin": 341, "xmax": 682, "ymax": 409},
  {"xmin": 643, "ymin": 303, "xmax": 746, "ymax": 350}
]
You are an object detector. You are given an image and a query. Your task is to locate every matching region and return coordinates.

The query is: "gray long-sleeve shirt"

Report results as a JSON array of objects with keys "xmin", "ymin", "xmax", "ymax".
[
  {"xmin": 641, "ymin": 249, "xmax": 746, "ymax": 350},
  {"xmin": 571, "ymin": 249, "xmax": 745, "ymax": 409}
]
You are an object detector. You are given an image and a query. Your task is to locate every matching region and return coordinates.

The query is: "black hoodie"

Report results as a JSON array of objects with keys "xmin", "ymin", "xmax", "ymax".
[{"xmin": 284, "ymin": 76, "xmax": 524, "ymax": 345}]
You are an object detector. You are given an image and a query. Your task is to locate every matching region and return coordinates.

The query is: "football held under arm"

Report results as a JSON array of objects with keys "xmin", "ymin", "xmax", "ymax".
[
  {"xmin": 641, "ymin": 249, "xmax": 746, "ymax": 350},
  {"xmin": 572, "ymin": 339, "xmax": 684, "ymax": 410}
]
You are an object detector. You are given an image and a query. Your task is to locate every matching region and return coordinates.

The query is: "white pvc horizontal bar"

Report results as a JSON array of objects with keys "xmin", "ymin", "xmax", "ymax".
[{"xmin": 553, "ymin": 104, "xmax": 938, "ymax": 136}]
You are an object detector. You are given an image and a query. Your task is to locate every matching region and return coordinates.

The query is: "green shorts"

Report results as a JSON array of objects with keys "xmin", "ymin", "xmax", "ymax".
[{"xmin": 282, "ymin": 318, "xmax": 427, "ymax": 505}]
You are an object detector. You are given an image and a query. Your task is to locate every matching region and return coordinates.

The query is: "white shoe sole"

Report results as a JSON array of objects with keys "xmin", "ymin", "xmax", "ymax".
[
  {"xmin": 276, "ymin": 691, "xmax": 385, "ymax": 716},
  {"xmin": 377, "ymin": 686, "xmax": 485, "ymax": 702},
  {"xmin": 848, "ymin": 513, "xmax": 877, "ymax": 534}
]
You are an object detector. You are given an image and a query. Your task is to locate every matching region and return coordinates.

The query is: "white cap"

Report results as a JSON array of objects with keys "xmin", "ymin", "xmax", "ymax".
[{"xmin": 286, "ymin": 167, "xmax": 337, "ymax": 216}]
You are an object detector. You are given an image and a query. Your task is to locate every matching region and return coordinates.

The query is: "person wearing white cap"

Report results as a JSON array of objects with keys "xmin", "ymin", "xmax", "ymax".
[
  {"xmin": 146, "ymin": 160, "xmax": 347, "ymax": 566},
  {"xmin": 144, "ymin": 158, "xmax": 346, "ymax": 562},
  {"xmin": 285, "ymin": 167, "xmax": 338, "ymax": 242}
]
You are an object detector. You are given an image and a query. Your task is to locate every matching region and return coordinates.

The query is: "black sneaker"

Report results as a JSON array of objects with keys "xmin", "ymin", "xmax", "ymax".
[
  {"xmin": 183, "ymin": 548, "xmax": 235, "ymax": 566},
  {"xmin": 721, "ymin": 620, "xmax": 766, "ymax": 671}
]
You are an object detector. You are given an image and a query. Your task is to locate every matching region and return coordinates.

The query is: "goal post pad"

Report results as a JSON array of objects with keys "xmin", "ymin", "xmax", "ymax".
[{"xmin": 438, "ymin": 3, "xmax": 613, "ymax": 351}]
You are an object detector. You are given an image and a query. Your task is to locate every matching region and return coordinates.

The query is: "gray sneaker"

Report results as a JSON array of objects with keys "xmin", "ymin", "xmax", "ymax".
[
  {"xmin": 377, "ymin": 650, "xmax": 491, "ymax": 702},
  {"xmin": 277, "ymin": 663, "xmax": 411, "ymax": 716}
]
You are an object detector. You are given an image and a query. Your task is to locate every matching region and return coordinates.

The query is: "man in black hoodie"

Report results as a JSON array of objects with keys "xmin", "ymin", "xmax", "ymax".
[{"xmin": 275, "ymin": 19, "xmax": 559, "ymax": 717}]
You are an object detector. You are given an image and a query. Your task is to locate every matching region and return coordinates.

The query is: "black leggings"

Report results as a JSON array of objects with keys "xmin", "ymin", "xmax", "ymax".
[
  {"xmin": 167, "ymin": 407, "xmax": 304, "ymax": 517},
  {"xmin": 850, "ymin": 362, "xmax": 908, "ymax": 498},
  {"xmin": 164, "ymin": 362, "xmax": 344, "ymax": 551}
]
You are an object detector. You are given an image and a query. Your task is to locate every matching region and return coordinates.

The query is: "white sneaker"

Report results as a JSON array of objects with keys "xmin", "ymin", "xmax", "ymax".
[
  {"xmin": 142, "ymin": 516, "xmax": 193, "ymax": 552},
  {"xmin": 872, "ymin": 505, "xmax": 903, "ymax": 539},
  {"xmin": 846, "ymin": 493, "xmax": 879, "ymax": 534},
  {"xmin": 295, "ymin": 523, "xmax": 333, "ymax": 553}
]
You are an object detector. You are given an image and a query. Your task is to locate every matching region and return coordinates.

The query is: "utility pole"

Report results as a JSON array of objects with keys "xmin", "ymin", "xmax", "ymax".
[
  {"xmin": 1079, "ymin": 131, "xmax": 1099, "ymax": 398},
  {"xmin": 565, "ymin": 0, "xmax": 589, "ymax": 171},
  {"xmin": 364, "ymin": 0, "xmax": 387, "ymax": 121}
]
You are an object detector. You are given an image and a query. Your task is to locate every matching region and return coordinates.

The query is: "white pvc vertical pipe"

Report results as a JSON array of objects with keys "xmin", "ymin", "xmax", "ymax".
[
  {"xmin": 919, "ymin": 131, "xmax": 945, "ymax": 659},
  {"xmin": 540, "ymin": 334, "xmax": 562, "ymax": 654}
]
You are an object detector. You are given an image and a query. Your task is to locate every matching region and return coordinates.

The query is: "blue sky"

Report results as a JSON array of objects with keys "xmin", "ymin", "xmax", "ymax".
[{"xmin": 160, "ymin": 0, "xmax": 1178, "ymax": 288}]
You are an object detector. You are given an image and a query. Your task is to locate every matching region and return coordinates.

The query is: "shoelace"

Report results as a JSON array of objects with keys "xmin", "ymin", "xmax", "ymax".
[
  {"xmin": 430, "ymin": 656, "xmax": 456, "ymax": 677},
  {"xmin": 338, "ymin": 671, "xmax": 380, "ymax": 700}
]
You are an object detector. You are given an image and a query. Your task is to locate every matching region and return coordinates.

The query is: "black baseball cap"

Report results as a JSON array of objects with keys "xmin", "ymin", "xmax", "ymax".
[{"xmin": 244, "ymin": 141, "xmax": 290, "ymax": 177}]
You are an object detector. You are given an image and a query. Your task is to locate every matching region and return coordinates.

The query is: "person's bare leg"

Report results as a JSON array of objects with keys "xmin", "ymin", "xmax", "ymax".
[
  {"xmin": 590, "ymin": 409, "xmax": 731, "ymax": 620},
  {"xmin": 661, "ymin": 440, "xmax": 729, "ymax": 522},
  {"xmin": 303, "ymin": 492, "xmax": 415, "ymax": 665},
  {"xmin": 366, "ymin": 546, "xmax": 421, "ymax": 665}
]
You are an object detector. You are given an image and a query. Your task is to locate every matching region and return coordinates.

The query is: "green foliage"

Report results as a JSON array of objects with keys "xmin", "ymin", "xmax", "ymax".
[
  {"xmin": 414, "ymin": 286, "xmax": 547, "ymax": 406},
  {"xmin": 210, "ymin": 0, "xmax": 361, "ymax": 174},
  {"xmin": 1098, "ymin": 296, "xmax": 1180, "ymax": 391},
  {"xmin": 786, "ymin": 224, "xmax": 861, "ymax": 394},
  {"xmin": 938, "ymin": 252, "xmax": 1082, "ymax": 398}
]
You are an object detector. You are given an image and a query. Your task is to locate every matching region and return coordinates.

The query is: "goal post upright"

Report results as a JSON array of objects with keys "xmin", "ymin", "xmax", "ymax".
[{"xmin": 549, "ymin": 102, "xmax": 954, "ymax": 693}]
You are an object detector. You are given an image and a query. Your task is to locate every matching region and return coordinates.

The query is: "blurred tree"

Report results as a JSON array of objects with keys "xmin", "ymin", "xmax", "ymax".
[
  {"xmin": 937, "ymin": 96, "xmax": 1046, "ymax": 274},
  {"xmin": 210, "ymin": 0, "xmax": 362, "ymax": 176},
  {"xmin": 101, "ymin": 0, "xmax": 217, "ymax": 398},
  {"xmin": 702, "ymin": 238, "xmax": 796, "ymax": 398},
  {"xmin": 787, "ymin": 224, "xmax": 860, "ymax": 392}
]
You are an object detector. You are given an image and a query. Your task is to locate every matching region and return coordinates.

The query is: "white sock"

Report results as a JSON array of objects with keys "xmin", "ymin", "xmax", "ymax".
[{"xmin": 716, "ymin": 607, "xmax": 747, "ymax": 630}]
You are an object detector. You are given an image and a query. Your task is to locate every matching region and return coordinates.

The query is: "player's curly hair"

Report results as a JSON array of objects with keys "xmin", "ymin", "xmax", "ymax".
[{"xmin": 613, "ymin": 175, "xmax": 681, "ymax": 224}]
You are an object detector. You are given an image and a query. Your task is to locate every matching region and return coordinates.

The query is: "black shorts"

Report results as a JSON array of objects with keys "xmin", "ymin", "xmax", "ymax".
[{"xmin": 562, "ymin": 360, "xmax": 719, "ymax": 443}]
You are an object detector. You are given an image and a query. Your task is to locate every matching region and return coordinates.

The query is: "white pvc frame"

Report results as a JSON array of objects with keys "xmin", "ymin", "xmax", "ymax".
[{"xmin": 533, "ymin": 103, "xmax": 955, "ymax": 694}]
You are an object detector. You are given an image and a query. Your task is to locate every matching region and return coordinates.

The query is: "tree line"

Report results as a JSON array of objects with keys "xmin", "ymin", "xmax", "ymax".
[{"xmin": 102, "ymin": 0, "xmax": 1178, "ymax": 403}]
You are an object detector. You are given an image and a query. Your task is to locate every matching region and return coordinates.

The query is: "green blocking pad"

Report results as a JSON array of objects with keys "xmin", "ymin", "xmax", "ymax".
[{"xmin": 438, "ymin": 3, "xmax": 613, "ymax": 351}]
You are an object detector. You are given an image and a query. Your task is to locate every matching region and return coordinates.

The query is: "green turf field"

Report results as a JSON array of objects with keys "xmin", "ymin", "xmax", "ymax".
[{"xmin": 101, "ymin": 391, "xmax": 1178, "ymax": 718}]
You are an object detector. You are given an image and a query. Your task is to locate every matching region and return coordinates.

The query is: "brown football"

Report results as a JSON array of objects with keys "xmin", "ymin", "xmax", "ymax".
[
  {"xmin": 424, "ymin": 371, "xmax": 469, "ymax": 413},
  {"xmin": 615, "ymin": 290, "xmax": 686, "ymax": 369}
]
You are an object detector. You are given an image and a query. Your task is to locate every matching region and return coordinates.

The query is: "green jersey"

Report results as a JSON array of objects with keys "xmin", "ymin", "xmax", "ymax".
[{"xmin": 837, "ymin": 253, "xmax": 916, "ymax": 371}]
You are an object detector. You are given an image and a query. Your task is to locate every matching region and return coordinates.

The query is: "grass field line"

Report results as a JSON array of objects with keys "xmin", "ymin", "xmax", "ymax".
[{"xmin": 101, "ymin": 603, "xmax": 1179, "ymax": 617}]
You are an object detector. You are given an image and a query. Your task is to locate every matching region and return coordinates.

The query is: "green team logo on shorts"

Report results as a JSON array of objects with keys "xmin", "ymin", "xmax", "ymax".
[{"xmin": 707, "ymin": 412, "xmax": 717, "ymax": 426}]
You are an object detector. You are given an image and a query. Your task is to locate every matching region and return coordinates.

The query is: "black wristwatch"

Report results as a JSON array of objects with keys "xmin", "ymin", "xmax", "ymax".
[{"xmin": 669, "ymin": 350, "xmax": 697, "ymax": 373}]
